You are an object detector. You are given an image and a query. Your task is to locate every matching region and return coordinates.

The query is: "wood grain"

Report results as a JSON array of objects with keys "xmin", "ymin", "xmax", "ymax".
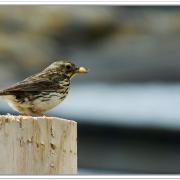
[{"xmin": 0, "ymin": 115, "xmax": 77, "ymax": 175}]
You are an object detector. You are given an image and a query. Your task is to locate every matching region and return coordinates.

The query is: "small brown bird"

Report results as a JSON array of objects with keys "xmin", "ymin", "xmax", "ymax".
[{"xmin": 0, "ymin": 60, "xmax": 88, "ymax": 116}]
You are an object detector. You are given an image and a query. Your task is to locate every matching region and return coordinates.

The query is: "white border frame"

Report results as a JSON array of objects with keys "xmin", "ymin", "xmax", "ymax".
[
  {"xmin": 0, "ymin": 2, "xmax": 179, "ymax": 179},
  {"xmin": 0, "ymin": 1, "xmax": 179, "ymax": 5},
  {"xmin": 1, "ymin": 175, "xmax": 180, "ymax": 178}
]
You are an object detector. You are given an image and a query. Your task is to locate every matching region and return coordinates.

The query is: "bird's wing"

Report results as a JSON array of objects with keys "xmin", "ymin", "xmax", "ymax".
[{"xmin": 0, "ymin": 73, "xmax": 65, "ymax": 95}]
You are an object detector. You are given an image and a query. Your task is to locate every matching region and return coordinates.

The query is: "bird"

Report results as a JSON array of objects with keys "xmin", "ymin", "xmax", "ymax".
[{"xmin": 0, "ymin": 60, "xmax": 88, "ymax": 116}]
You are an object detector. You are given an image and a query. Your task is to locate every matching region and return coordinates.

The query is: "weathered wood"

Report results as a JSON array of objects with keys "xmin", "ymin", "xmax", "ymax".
[{"xmin": 0, "ymin": 115, "xmax": 77, "ymax": 175}]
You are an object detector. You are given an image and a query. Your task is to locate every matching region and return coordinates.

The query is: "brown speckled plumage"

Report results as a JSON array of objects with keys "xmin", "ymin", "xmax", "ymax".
[{"xmin": 0, "ymin": 60, "xmax": 88, "ymax": 116}]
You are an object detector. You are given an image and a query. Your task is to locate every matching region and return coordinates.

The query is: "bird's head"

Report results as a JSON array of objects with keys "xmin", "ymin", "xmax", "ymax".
[{"xmin": 45, "ymin": 60, "xmax": 88, "ymax": 78}]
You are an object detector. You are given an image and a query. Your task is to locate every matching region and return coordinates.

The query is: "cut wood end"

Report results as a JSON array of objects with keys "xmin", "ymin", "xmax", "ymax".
[{"xmin": 0, "ymin": 114, "xmax": 77, "ymax": 124}]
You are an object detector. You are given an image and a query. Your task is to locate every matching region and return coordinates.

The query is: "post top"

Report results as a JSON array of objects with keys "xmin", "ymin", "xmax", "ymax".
[{"xmin": 0, "ymin": 114, "xmax": 77, "ymax": 125}]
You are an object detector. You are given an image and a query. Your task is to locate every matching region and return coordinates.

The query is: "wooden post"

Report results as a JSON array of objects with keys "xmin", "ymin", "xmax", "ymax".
[{"xmin": 0, "ymin": 115, "xmax": 77, "ymax": 175}]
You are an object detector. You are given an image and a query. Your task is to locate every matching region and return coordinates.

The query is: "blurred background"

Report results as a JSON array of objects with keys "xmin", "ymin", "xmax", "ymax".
[{"xmin": 0, "ymin": 6, "xmax": 180, "ymax": 174}]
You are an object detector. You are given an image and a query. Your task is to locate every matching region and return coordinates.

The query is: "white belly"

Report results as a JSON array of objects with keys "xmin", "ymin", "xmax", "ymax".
[
  {"xmin": 2, "ymin": 91, "xmax": 68, "ymax": 115},
  {"xmin": 2, "ymin": 95, "xmax": 33, "ymax": 114},
  {"xmin": 32, "ymin": 92, "xmax": 64, "ymax": 112}
]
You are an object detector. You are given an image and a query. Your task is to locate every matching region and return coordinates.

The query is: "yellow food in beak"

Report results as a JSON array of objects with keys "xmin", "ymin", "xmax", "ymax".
[{"xmin": 78, "ymin": 67, "xmax": 88, "ymax": 74}]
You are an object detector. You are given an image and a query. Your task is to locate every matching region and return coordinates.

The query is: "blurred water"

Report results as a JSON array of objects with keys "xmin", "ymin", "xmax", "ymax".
[
  {"xmin": 49, "ymin": 83, "xmax": 180, "ymax": 130},
  {"xmin": 1, "ymin": 83, "xmax": 180, "ymax": 130},
  {"xmin": 78, "ymin": 168, "xmax": 122, "ymax": 175}
]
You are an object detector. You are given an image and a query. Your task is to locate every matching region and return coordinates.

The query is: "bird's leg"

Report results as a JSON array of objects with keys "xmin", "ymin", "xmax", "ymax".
[
  {"xmin": 34, "ymin": 111, "xmax": 48, "ymax": 118},
  {"xmin": 38, "ymin": 113, "xmax": 48, "ymax": 119},
  {"xmin": 21, "ymin": 113, "xmax": 29, "ymax": 116},
  {"xmin": 35, "ymin": 112, "xmax": 44, "ymax": 117}
]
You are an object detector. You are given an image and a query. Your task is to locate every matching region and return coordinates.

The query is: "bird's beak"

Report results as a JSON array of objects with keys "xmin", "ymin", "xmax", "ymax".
[{"xmin": 77, "ymin": 67, "xmax": 88, "ymax": 74}]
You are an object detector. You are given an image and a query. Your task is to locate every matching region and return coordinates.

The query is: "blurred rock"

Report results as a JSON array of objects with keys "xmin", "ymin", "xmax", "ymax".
[{"xmin": 0, "ymin": 6, "xmax": 180, "ymax": 86}]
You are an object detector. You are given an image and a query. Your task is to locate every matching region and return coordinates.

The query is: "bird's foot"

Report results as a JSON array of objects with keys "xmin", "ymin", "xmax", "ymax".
[
  {"xmin": 21, "ymin": 113, "xmax": 29, "ymax": 116},
  {"xmin": 35, "ymin": 112, "xmax": 48, "ymax": 118}
]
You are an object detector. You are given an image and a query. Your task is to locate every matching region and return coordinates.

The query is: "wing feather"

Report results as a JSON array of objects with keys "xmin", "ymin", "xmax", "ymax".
[{"xmin": 0, "ymin": 72, "xmax": 66, "ymax": 95}]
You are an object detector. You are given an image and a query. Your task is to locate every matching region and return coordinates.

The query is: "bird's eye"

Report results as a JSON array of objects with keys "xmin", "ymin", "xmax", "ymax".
[{"xmin": 66, "ymin": 64, "xmax": 71, "ymax": 70}]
